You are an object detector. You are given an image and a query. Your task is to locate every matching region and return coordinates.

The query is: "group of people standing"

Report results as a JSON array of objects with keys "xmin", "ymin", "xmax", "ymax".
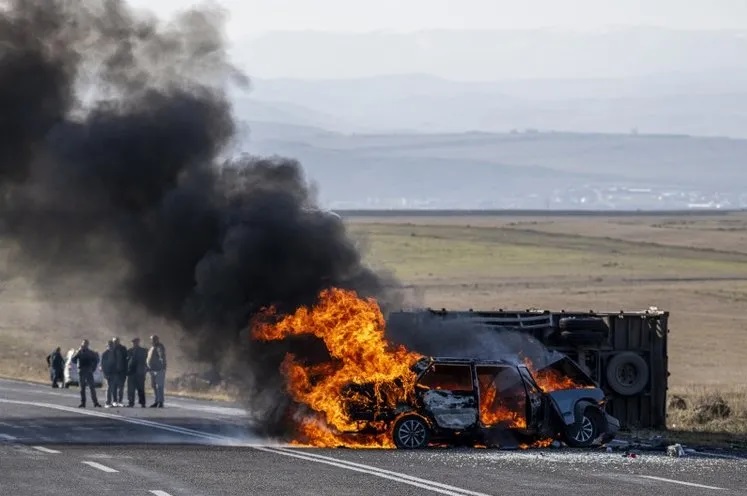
[{"xmin": 47, "ymin": 335, "xmax": 167, "ymax": 409}]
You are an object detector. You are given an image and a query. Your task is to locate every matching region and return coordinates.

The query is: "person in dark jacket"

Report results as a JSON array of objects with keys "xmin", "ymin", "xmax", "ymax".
[
  {"xmin": 100, "ymin": 340, "xmax": 117, "ymax": 407},
  {"xmin": 46, "ymin": 347, "xmax": 64, "ymax": 388},
  {"xmin": 71, "ymin": 339, "xmax": 101, "ymax": 408},
  {"xmin": 126, "ymin": 337, "xmax": 147, "ymax": 407},
  {"xmin": 112, "ymin": 336, "xmax": 128, "ymax": 406}
]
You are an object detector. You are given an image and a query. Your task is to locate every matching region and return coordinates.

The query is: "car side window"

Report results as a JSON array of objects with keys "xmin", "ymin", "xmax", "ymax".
[{"xmin": 417, "ymin": 364, "xmax": 473, "ymax": 392}]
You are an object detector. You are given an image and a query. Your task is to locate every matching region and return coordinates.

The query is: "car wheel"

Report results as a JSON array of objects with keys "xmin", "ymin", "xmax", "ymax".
[
  {"xmin": 564, "ymin": 409, "xmax": 602, "ymax": 448},
  {"xmin": 392, "ymin": 416, "xmax": 430, "ymax": 449},
  {"xmin": 605, "ymin": 352, "xmax": 649, "ymax": 396}
]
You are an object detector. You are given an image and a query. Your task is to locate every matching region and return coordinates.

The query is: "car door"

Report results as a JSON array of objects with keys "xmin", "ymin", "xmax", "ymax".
[
  {"xmin": 517, "ymin": 367, "xmax": 546, "ymax": 431},
  {"xmin": 416, "ymin": 363, "xmax": 477, "ymax": 430},
  {"xmin": 475, "ymin": 365, "xmax": 529, "ymax": 429}
]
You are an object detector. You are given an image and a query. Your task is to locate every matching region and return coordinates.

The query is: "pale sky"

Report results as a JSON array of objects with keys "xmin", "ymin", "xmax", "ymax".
[{"xmin": 129, "ymin": 0, "xmax": 747, "ymax": 39}]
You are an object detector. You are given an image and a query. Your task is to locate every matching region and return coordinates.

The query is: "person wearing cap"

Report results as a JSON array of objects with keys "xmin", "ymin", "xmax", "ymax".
[
  {"xmin": 126, "ymin": 337, "xmax": 147, "ymax": 407},
  {"xmin": 111, "ymin": 336, "xmax": 128, "ymax": 406},
  {"xmin": 147, "ymin": 335, "xmax": 167, "ymax": 408}
]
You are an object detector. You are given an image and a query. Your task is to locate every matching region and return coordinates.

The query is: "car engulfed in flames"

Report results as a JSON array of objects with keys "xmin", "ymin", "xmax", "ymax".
[{"xmin": 251, "ymin": 287, "xmax": 619, "ymax": 449}]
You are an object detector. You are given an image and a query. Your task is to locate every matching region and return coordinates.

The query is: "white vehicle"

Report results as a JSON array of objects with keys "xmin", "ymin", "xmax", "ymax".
[{"xmin": 63, "ymin": 349, "xmax": 104, "ymax": 388}]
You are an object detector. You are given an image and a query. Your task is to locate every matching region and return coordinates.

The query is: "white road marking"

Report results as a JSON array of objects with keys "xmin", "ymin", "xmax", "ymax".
[
  {"xmin": 0, "ymin": 398, "xmax": 489, "ymax": 496},
  {"xmin": 32, "ymin": 446, "xmax": 61, "ymax": 454},
  {"xmin": 639, "ymin": 475, "xmax": 726, "ymax": 491},
  {"xmin": 0, "ymin": 398, "xmax": 260, "ymax": 445},
  {"xmin": 258, "ymin": 446, "xmax": 493, "ymax": 496},
  {"xmin": 149, "ymin": 491, "xmax": 174, "ymax": 496},
  {"xmin": 0, "ymin": 433, "xmax": 18, "ymax": 440},
  {"xmin": 81, "ymin": 460, "xmax": 119, "ymax": 473},
  {"xmin": 2, "ymin": 395, "xmax": 735, "ymax": 495},
  {"xmin": 0, "ymin": 380, "xmax": 247, "ymax": 415}
]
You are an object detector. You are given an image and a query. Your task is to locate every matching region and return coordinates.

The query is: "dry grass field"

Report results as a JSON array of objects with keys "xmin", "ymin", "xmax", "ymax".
[{"xmin": 1, "ymin": 211, "xmax": 745, "ymax": 443}]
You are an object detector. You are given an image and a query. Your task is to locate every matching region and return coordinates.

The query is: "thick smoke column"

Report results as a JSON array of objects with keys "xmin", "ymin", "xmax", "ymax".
[{"xmin": 0, "ymin": 0, "xmax": 392, "ymax": 434}]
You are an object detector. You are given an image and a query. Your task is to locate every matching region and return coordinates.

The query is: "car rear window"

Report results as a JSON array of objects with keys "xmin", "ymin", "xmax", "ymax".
[{"xmin": 418, "ymin": 364, "xmax": 473, "ymax": 392}]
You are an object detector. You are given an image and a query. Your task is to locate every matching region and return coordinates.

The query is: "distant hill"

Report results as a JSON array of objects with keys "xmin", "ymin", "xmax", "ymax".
[
  {"xmin": 228, "ymin": 27, "xmax": 747, "ymax": 138},
  {"xmin": 241, "ymin": 121, "xmax": 747, "ymax": 209},
  {"xmin": 231, "ymin": 73, "xmax": 747, "ymax": 138}
]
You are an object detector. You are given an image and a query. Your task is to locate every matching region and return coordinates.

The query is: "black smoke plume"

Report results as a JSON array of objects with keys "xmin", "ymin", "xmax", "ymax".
[{"xmin": 0, "ymin": 0, "xmax": 396, "ymax": 435}]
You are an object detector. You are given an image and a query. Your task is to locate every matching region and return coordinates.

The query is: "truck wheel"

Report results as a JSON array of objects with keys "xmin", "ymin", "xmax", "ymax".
[
  {"xmin": 393, "ymin": 416, "xmax": 430, "ymax": 449},
  {"xmin": 564, "ymin": 409, "xmax": 603, "ymax": 448},
  {"xmin": 605, "ymin": 352, "xmax": 649, "ymax": 396}
]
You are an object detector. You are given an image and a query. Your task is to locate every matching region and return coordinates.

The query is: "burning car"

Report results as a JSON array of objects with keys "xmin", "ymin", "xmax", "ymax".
[{"xmin": 342, "ymin": 355, "xmax": 619, "ymax": 449}]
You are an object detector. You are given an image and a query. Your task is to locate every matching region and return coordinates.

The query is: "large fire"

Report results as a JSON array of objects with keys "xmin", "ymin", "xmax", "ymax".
[
  {"xmin": 252, "ymin": 287, "xmax": 591, "ymax": 449},
  {"xmin": 251, "ymin": 287, "xmax": 422, "ymax": 447}
]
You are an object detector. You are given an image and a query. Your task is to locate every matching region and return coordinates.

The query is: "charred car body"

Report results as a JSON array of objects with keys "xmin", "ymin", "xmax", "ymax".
[
  {"xmin": 343, "ymin": 356, "xmax": 619, "ymax": 449},
  {"xmin": 388, "ymin": 308, "xmax": 669, "ymax": 430}
]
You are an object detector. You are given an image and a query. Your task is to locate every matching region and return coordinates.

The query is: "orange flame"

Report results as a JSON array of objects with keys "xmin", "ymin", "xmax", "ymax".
[
  {"xmin": 251, "ymin": 287, "xmax": 422, "ymax": 447},
  {"xmin": 479, "ymin": 383, "xmax": 526, "ymax": 429},
  {"xmin": 519, "ymin": 438, "xmax": 554, "ymax": 449},
  {"xmin": 522, "ymin": 357, "xmax": 594, "ymax": 393}
]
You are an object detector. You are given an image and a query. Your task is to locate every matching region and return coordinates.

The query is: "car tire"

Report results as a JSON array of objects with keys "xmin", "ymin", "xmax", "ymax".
[
  {"xmin": 605, "ymin": 352, "xmax": 649, "ymax": 396},
  {"xmin": 564, "ymin": 408, "xmax": 603, "ymax": 448},
  {"xmin": 392, "ymin": 415, "xmax": 430, "ymax": 449}
]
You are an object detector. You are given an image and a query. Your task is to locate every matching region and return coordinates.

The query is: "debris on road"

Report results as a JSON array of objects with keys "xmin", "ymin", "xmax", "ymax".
[{"xmin": 667, "ymin": 443, "xmax": 686, "ymax": 458}]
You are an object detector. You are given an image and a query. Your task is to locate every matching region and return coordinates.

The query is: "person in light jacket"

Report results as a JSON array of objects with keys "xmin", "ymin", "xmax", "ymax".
[{"xmin": 146, "ymin": 334, "xmax": 166, "ymax": 408}]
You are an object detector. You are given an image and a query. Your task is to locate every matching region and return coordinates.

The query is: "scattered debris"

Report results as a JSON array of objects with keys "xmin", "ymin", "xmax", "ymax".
[
  {"xmin": 667, "ymin": 443, "xmax": 686, "ymax": 457},
  {"xmin": 605, "ymin": 439, "xmax": 631, "ymax": 451}
]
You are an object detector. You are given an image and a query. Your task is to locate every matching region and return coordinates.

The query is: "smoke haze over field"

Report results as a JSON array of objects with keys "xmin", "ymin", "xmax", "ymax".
[{"xmin": 0, "ymin": 0, "xmax": 398, "ymax": 434}]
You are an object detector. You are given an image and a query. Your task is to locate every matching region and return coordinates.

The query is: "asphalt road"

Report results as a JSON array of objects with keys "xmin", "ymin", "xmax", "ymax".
[{"xmin": 1, "ymin": 377, "xmax": 745, "ymax": 496}]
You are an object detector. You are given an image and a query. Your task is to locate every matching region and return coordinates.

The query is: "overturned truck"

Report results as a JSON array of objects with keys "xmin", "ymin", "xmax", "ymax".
[{"xmin": 387, "ymin": 307, "xmax": 669, "ymax": 430}]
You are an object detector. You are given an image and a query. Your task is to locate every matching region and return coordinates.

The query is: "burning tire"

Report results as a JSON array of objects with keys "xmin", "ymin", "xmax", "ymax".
[
  {"xmin": 564, "ymin": 409, "xmax": 603, "ymax": 448},
  {"xmin": 605, "ymin": 352, "xmax": 649, "ymax": 396},
  {"xmin": 392, "ymin": 415, "xmax": 430, "ymax": 449}
]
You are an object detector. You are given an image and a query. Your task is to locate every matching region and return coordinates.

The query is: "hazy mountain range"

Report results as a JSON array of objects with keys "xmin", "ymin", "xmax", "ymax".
[{"xmin": 228, "ymin": 28, "xmax": 747, "ymax": 209}]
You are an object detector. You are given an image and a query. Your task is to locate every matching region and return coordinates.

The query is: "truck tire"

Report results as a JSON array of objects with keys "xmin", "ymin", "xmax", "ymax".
[
  {"xmin": 558, "ymin": 317, "xmax": 609, "ymax": 333},
  {"xmin": 605, "ymin": 352, "xmax": 649, "ymax": 396}
]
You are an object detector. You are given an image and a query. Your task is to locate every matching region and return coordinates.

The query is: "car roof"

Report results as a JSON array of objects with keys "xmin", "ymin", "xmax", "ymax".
[{"xmin": 426, "ymin": 356, "xmax": 523, "ymax": 367}]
